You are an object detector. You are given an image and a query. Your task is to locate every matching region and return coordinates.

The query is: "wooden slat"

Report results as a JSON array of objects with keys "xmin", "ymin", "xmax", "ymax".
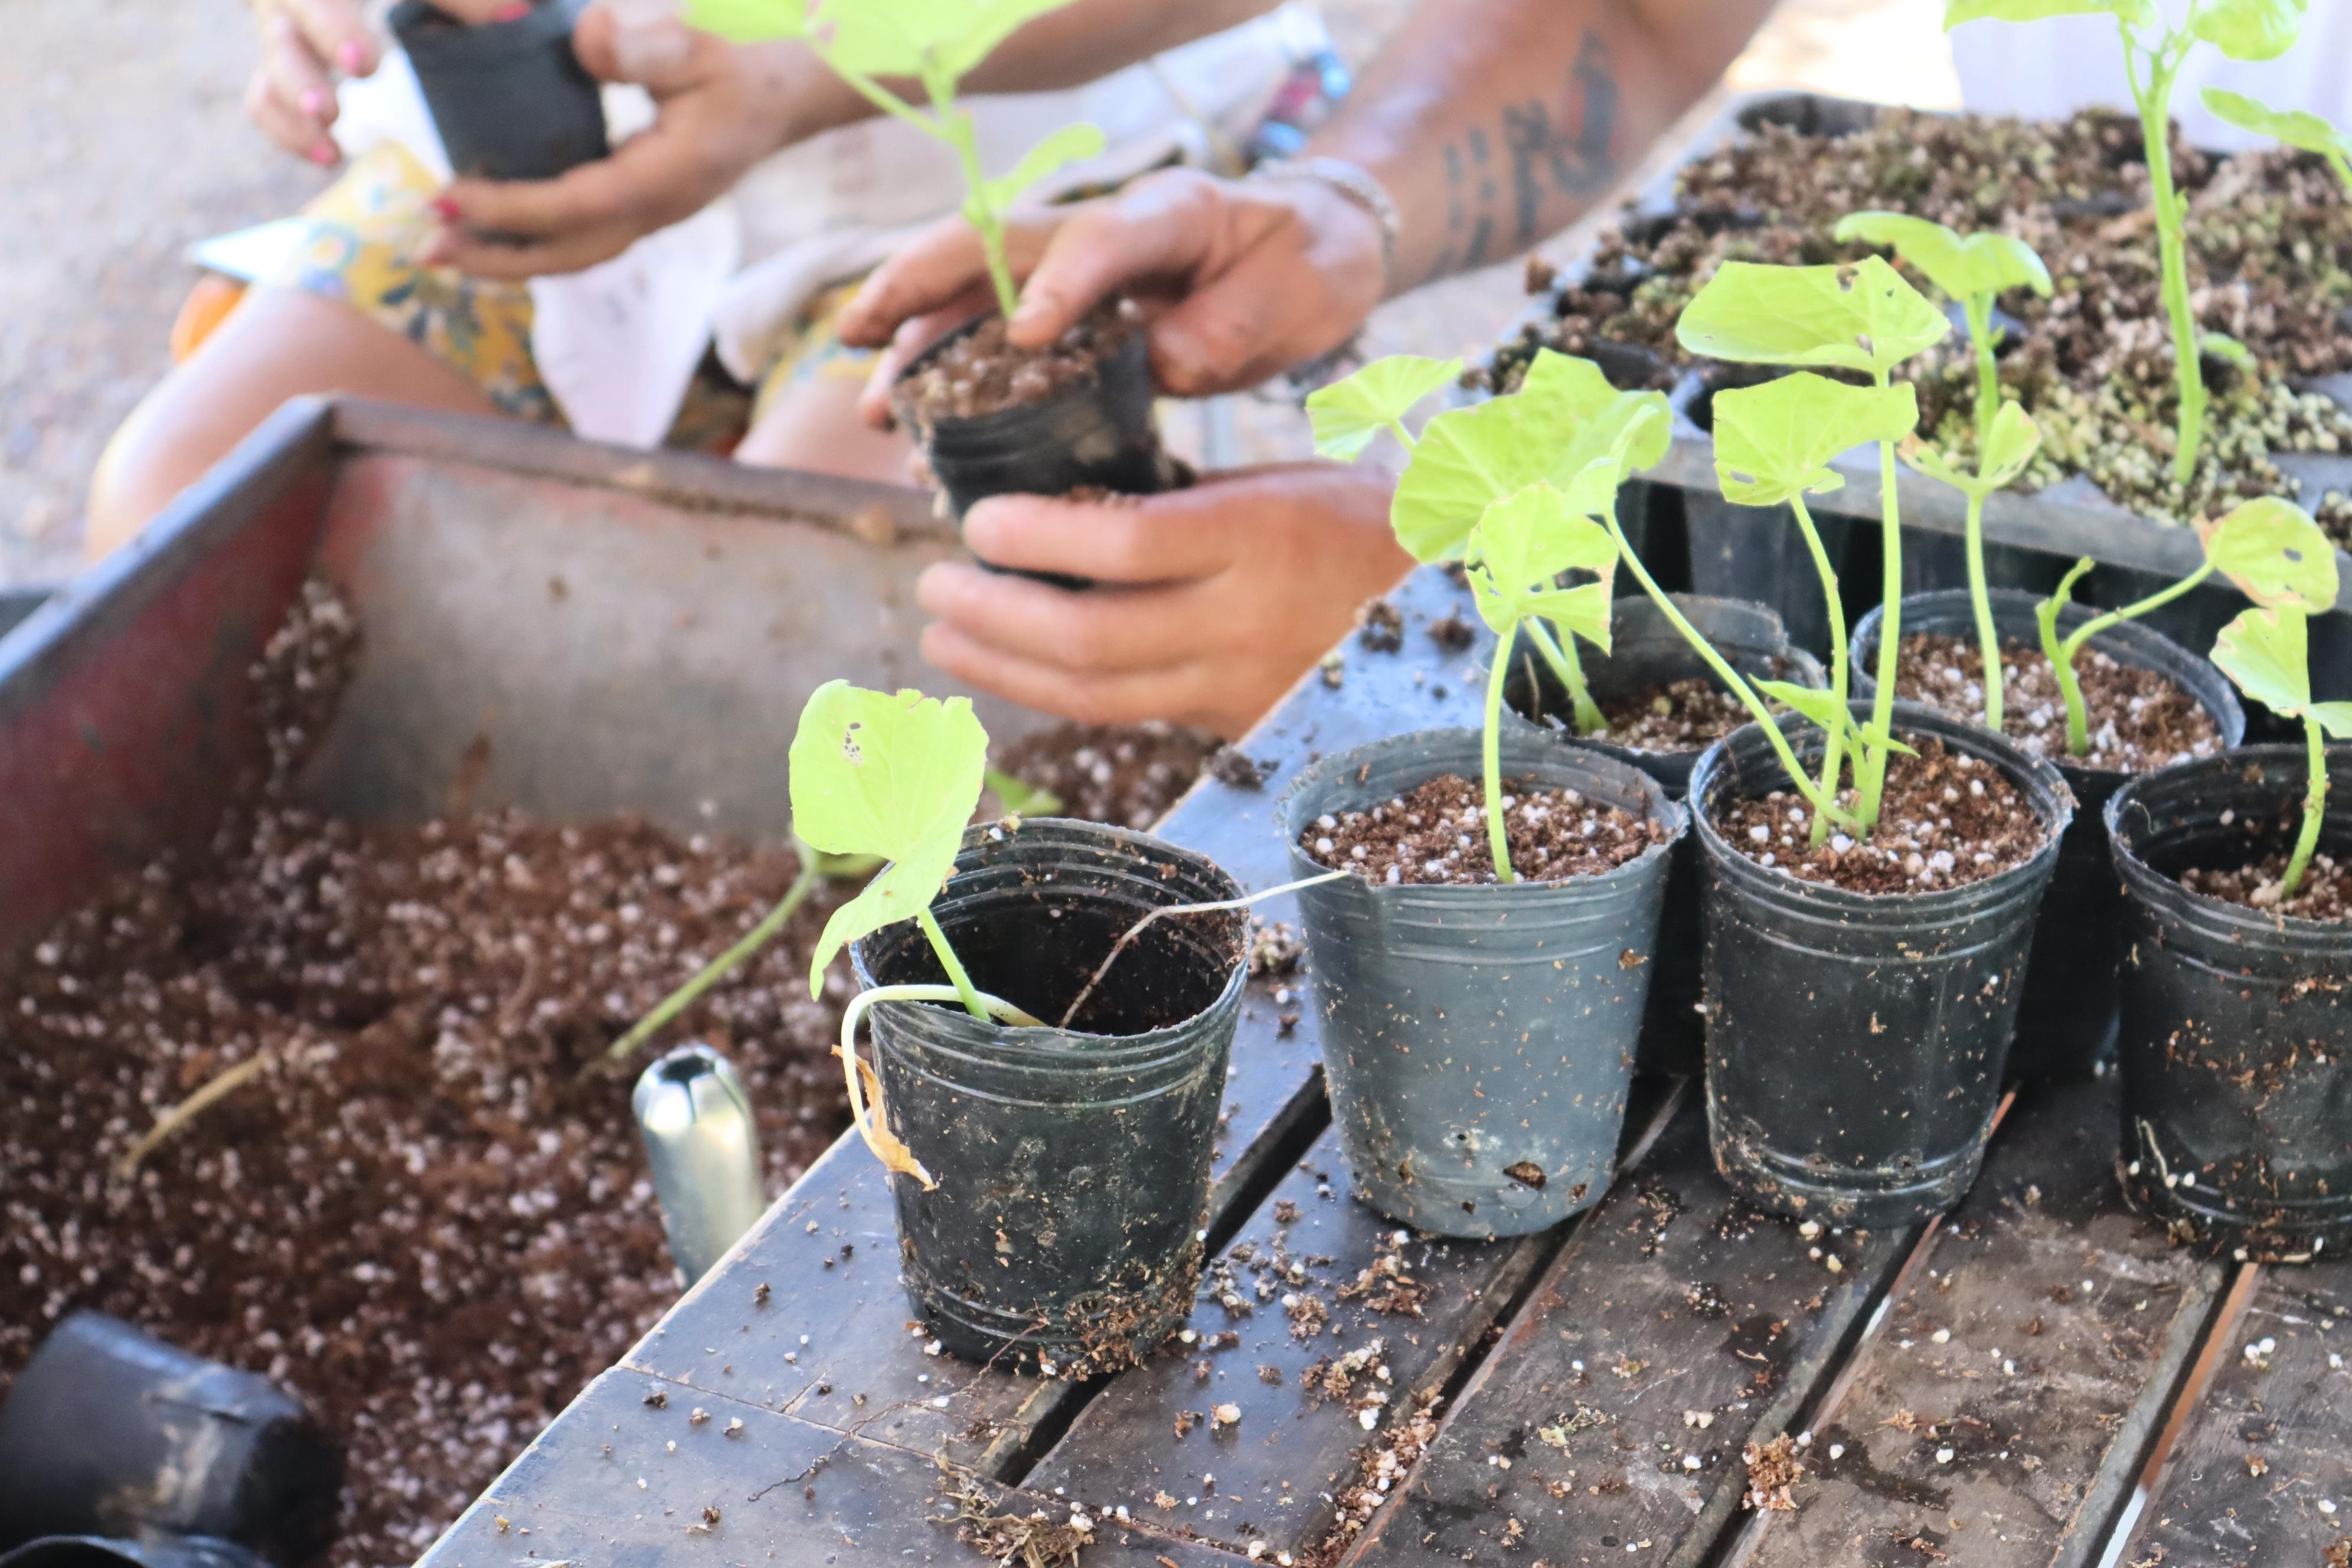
[
  {"xmin": 1727, "ymin": 1079, "xmax": 2229, "ymax": 1568},
  {"xmin": 1020, "ymin": 1087, "xmax": 1678, "ymax": 1563},
  {"xmin": 2120, "ymin": 1261, "xmax": 2352, "ymax": 1568},
  {"xmin": 1345, "ymin": 1094, "xmax": 1923, "ymax": 1568},
  {"xmin": 612, "ymin": 567, "xmax": 1490, "ymax": 1477},
  {"xmin": 410, "ymin": 1369, "xmax": 1242, "ymax": 1568}
]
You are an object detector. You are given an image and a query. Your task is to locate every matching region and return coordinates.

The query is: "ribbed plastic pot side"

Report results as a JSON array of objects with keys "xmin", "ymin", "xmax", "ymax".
[
  {"xmin": 1506, "ymin": 593, "xmax": 1825, "ymax": 1078},
  {"xmin": 1283, "ymin": 727, "xmax": 1683, "ymax": 1240},
  {"xmin": 850, "ymin": 818, "xmax": 1246, "ymax": 1373},
  {"xmin": 1690, "ymin": 701, "xmax": 2073, "ymax": 1227},
  {"xmin": 1854, "ymin": 589, "xmax": 2245, "ymax": 1080},
  {"xmin": 2105, "ymin": 746, "xmax": 2352, "ymax": 1263}
]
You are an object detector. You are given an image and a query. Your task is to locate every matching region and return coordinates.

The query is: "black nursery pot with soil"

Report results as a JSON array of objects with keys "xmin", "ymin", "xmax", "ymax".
[
  {"xmin": 1854, "ymin": 589, "xmax": 2244, "ymax": 1080},
  {"xmin": 390, "ymin": 0, "xmax": 609, "ymax": 184},
  {"xmin": 1506, "ymin": 593, "xmax": 1824, "ymax": 1077},
  {"xmin": 850, "ymin": 818, "xmax": 1244, "ymax": 1374},
  {"xmin": 2106, "ymin": 747, "xmax": 2352, "ymax": 1262},
  {"xmin": 893, "ymin": 308, "xmax": 1177, "ymax": 525},
  {"xmin": 1282, "ymin": 727, "xmax": 1684, "ymax": 1240},
  {"xmin": 1691, "ymin": 702, "xmax": 2072, "ymax": 1227}
]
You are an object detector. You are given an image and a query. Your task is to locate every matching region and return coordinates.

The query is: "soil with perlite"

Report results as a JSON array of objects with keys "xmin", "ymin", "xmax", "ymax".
[
  {"xmin": 2180, "ymin": 828, "xmax": 2352, "ymax": 920},
  {"xmin": 1889, "ymin": 632, "xmax": 2223, "ymax": 772},
  {"xmin": 0, "ymin": 582, "xmax": 1212, "ymax": 1568},
  {"xmin": 896, "ymin": 300, "xmax": 1145, "ymax": 426},
  {"xmin": 1597, "ymin": 676, "xmax": 1755, "ymax": 753},
  {"xmin": 1301, "ymin": 773, "xmax": 1668, "ymax": 886},
  {"xmin": 1709, "ymin": 740, "xmax": 2049, "ymax": 894}
]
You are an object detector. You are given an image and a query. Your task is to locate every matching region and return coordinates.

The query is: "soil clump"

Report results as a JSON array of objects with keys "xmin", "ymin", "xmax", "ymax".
[{"xmin": 897, "ymin": 300, "xmax": 1142, "ymax": 424}]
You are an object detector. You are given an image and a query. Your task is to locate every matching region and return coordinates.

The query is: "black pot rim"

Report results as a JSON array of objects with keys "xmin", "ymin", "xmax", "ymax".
[
  {"xmin": 849, "ymin": 816, "xmax": 1246, "ymax": 1056},
  {"xmin": 891, "ymin": 312, "xmax": 1138, "ymax": 435},
  {"xmin": 2104, "ymin": 743, "xmax": 2352, "ymax": 943},
  {"xmin": 1689, "ymin": 698, "xmax": 2075, "ymax": 910},
  {"xmin": 1281, "ymin": 725, "xmax": 1687, "ymax": 897},
  {"xmin": 1851, "ymin": 587, "xmax": 2248, "ymax": 784}
]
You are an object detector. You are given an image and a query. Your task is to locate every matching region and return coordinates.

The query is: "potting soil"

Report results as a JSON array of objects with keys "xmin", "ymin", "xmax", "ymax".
[
  {"xmin": 1487, "ymin": 107, "xmax": 2352, "ymax": 534},
  {"xmin": 1890, "ymin": 631, "xmax": 2224, "ymax": 772},
  {"xmin": 1710, "ymin": 740, "xmax": 2047, "ymax": 893},
  {"xmin": 2180, "ymin": 844, "xmax": 2352, "ymax": 919},
  {"xmin": 897, "ymin": 299, "xmax": 1144, "ymax": 423},
  {"xmin": 1596, "ymin": 675, "xmax": 1753, "ymax": 753},
  {"xmin": 1301, "ymin": 773, "xmax": 1667, "ymax": 886},
  {"xmin": 992, "ymin": 720, "xmax": 1221, "ymax": 830}
]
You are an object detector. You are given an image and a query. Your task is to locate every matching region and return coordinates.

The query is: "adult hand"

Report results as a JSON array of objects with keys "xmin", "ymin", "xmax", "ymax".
[
  {"xmin": 916, "ymin": 465, "xmax": 1412, "ymax": 739},
  {"xmin": 421, "ymin": 2, "xmax": 812, "ymax": 277},
  {"xmin": 837, "ymin": 168, "xmax": 1388, "ymax": 419},
  {"xmin": 244, "ymin": 0, "xmax": 380, "ymax": 166}
]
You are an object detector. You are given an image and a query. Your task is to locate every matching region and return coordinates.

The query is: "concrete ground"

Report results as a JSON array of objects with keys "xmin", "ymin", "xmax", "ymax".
[{"xmin": 0, "ymin": 0, "xmax": 1960, "ymax": 589}]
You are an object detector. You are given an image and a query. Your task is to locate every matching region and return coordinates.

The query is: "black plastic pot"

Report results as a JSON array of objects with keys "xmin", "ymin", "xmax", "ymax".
[
  {"xmin": 0, "ymin": 1314, "xmax": 341, "ymax": 1564},
  {"xmin": 1691, "ymin": 702, "xmax": 2072, "ymax": 1226},
  {"xmin": 2106, "ymin": 747, "xmax": 2352, "ymax": 1262},
  {"xmin": 850, "ymin": 818, "xmax": 1245, "ymax": 1373},
  {"xmin": 391, "ymin": 0, "xmax": 608, "ymax": 184},
  {"xmin": 1854, "ymin": 589, "xmax": 2245, "ymax": 1080},
  {"xmin": 1282, "ymin": 727, "xmax": 1683, "ymax": 1239},
  {"xmin": 897, "ymin": 322, "xmax": 1172, "ymax": 528},
  {"xmin": 1505, "ymin": 594, "xmax": 1824, "ymax": 1078},
  {"xmin": 0, "ymin": 1540, "xmax": 266, "ymax": 1568}
]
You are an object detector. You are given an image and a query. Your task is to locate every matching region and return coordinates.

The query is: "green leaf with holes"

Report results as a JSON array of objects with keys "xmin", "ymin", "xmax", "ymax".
[
  {"xmin": 2190, "ymin": 0, "xmax": 2307, "ymax": 60},
  {"xmin": 1306, "ymin": 355, "xmax": 1464, "ymax": 460},
  {"xmin": 1834, "ymin": 213, "xmax": 2052, "ymax": 303},
  {"xmin": 1463, "ymin": 481, "xmax": 1619, "ymax": 643},
  {"xmin": 1943, "ymin": 0, "xmax": 2153, "ymax": 27},
  {"xmin": 1675, "ymin": 258, "xmax": 1949, "ymax": 376},
  {"xmin": 1714, "ymin": 374, "xmax": 1919, "ymax": 506},
  {"xmin": 789, "ymin": 681, "xmax": 988, "ymax": 995},
  {"xmin": 2200, "ymin": 497, "xmax": 2339, "ymax": 612},
  {"xmin": 2201, "ymin": 87, "xmax": 2352, "ymax": 158}
]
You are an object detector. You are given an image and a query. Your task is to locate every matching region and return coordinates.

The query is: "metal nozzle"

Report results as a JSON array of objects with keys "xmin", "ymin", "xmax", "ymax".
[{"xmin": 631, "ymin": 1044, "xmax": 766, "ymax": 1285}]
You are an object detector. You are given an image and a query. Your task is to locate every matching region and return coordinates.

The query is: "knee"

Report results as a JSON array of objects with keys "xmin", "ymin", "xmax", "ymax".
[{"xmin": 84, "ymin": 396, "xmax": 216, "ymax": 560}]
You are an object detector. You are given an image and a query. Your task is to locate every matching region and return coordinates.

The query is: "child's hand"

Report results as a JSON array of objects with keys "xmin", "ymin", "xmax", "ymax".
[{"xmin": 245, "ymin": 0, "xmax": 380, "ymax": 166}]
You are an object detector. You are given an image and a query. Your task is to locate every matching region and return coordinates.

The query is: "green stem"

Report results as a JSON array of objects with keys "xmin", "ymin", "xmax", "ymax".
[
  {"xmin": 2284, "ymin": 715, "xmax": 2328, "ymax": 901},
  {"xmin": 1525, "ymin": 619, "xmax": 1606, "ymax": 736},
  {"xmin": 2128, "ymin": 26, "xmax": 2204, "ymax": 488},
  {"xmin": 2057, "ymin": 561, "xmax": 2219, "ymax": 757},
  {"xmin": 1857, "ymin": 390, "xmax": 1903, "ymax": 832},
  {"xmin": 2037, "ymin": 557, "xmax": 2096, "ymax": 756},
  {"xmin": 919, "ymin": 907, "xmax": 990, "ymax": 1020},
  {"xmin": 1386, "ymin": 417, "xmax": 1419, "ymax": 450},
  {"xmin": 920, "ymin": 63, "xmax": 1021, "ymax": 321},
  {"xmin": 1484, "ymin": 631, "xmax": 1517, "ymax": 883},
  {"xmin": 1964, "ymin": 293, "xmax": 2001, "ymax": 459},
  {"xmin": 1964, "ymin": 488, "xmax": 2003, "ymax": 733},
  {"xmin": 600, "ymin": 844, "xmax": 821, "ymax": 1066},
  {"xmin": 1789, "ymin": 495, "xmax": 1850, "ymax": 842},
  {"xmin": 1607, "ymin": 516, "xmax": 1855, "ymax": 828}
]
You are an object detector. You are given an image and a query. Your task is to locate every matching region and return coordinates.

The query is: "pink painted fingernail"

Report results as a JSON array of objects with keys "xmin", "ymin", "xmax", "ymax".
[
  {"xmin": 300, "ymin": 87, "xmax": 330, "ymax": 118},
  {"xmin": 337, "ymin": 40, "xmax": 368, "ymax": 73},
  {"xmin": 430, "ymin": 195, "xmax": 462, "ymax": 221},
  {"xmin": 494, "ymin": 2, "xmax": 531, "ymax": 18}
]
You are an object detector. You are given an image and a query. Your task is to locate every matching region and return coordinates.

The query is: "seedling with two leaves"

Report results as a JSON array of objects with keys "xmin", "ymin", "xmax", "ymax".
[
  {"xmin": 1943, "ymin": 0, "xmax": 2313, "ymax": 486},
  {"xmin": 2210, "ymin": 587, "xmax": 2352, "ymax": 902},
  {"xmin": 1675, "ymin": 256, "xmax": 1951, "ymax": 836},
  {"xmin": 1305, "ymin": 350, "xmax": 1671, "ymax": 878},
  {"xmin": 2034, "ymin": 497, "xmax": 2338, "ymax": 755},
  {"xmin": 685, "ymin": 0, "xmax": 1100, "ymax": 321},
  {"xmin": 2203, "ymin": 87, "xmax": 2352, "ymax": 194}
]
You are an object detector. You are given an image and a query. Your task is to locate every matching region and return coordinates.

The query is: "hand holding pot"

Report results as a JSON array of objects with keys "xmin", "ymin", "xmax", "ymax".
[
  {"xmin": 838, "ymin": 167, "xmax": 1390, "ymax": 415},
  {"xmin": 421, "ymin": 1, "xmax": 812, "ymax": 277},
  {"xmin": 915, "ymin": 463, "xmax": 1411, "ymax": 739},
  {"xmin": 244, "ymin": 0, "xmax": 380, "ymax": 166}
]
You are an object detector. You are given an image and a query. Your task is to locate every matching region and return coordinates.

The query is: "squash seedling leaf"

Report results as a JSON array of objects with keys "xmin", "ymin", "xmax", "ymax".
[
  {"xmin": 1463, "ymin": 479, "xmax": 1619, "ymax": 643},
  {"xmin": 2190, "ymin": 0, "xmax": 2308, "ymax": 61},
  {"xmin": 2211, "ymin": 605, "xmax": 2314, "ymax": 718},
  {"xmin": 1675, "ymin": 258, "xmax": 1949, "ymax": 375},
  {"xmin": 976, "ymin": 123, "xmax": 1106, "ymax": 217},
  {"xmin": 1943, "ymin": 0, "xmax": 2154, "ymax": 26},
  {"xmin": 1714, "ymin": 374, "xmax": 1919, "ymax": 506},
  {"xmin": 2200, "ymin": 497, "xmax": 2339, "ymax": 612},
  {"xmin": 683, "ymin": 0, "xmax": 809, "ymax": 41},
  {"xmin": 1834, "ymin": 212, "xmax": 2052, "ymax": 302},
  {"xmin": 2201, "ymin": 87, "xmax": 2352, "ymax": 158},
  {"xmin": 1902, "ymin": 400, "xmax": 2041, "ymax": 496},
  {"xmin": 789, "ymin": 681, "xmax": 988, "ymax": 996},
  {"xmin": 1305, "ymin": 355, "xmax": 1464, "ymax": 460}
]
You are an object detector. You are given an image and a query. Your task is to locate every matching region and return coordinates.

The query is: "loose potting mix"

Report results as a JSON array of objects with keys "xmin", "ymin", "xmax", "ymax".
[{"xmin": 0, "ymin": 583, "xmax": 1210, "ymax": 1567}]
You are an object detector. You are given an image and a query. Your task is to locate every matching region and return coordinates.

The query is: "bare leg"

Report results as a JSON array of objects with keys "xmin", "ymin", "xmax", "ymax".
[
  {"xmin": 87, "ymin": 286, "xmax": 507, "ymax": 558},
  {"xmin": 733, "ymin": 371, "xmax": 917, "ymax": 485}
]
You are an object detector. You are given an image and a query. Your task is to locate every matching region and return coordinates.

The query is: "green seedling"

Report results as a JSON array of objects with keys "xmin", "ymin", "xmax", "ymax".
[
  {"xmin": 2202, "ymin": 86, "xmax": 2352, "ymax": 192},
  {"xmin": 1833, "ymin": 213, "xmax": 2052, "ymax": 459},
  {"xmin": 1945, "ymin": 0, "xmax": 2311, "ymax": 487},
  {"xmin": 686, "ymin": 0, "xmax": 1100, "ymax": 321},
  {"xmin": 1308, "ymin": 348, "xmax": 1668, "ymax": 737},
  {"xmin": 2036, "ymin": 496, "xmax": 2338, "ymax": 754},
  {"xmin": 2209, "ymin": 603, "xmax": 2352, "ymax": 900},
  {"xmin": 985, "ymin": 767, "xmax": 1062, "ymax": 819},
  {"xmin": 1678, "ymin": 257, "xmax": 1949, "ymax": 831},
  {"xmin": 1903, "ymin": 403, "xmax": 2046, "ymax": 730}
]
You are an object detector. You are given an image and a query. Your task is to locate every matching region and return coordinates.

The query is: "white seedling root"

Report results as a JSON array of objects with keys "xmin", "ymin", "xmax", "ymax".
[
  {"xmin": 837, "ymin": 984, "xmax": 1040, "ymax": 1188},
  {"xmin": 114, "ymin": 1049, "xmax": 277, "ymax": 1182},
  {"xmin": 1055, "ymin": 870, "xmax": 1351, "ymax": 1030}
]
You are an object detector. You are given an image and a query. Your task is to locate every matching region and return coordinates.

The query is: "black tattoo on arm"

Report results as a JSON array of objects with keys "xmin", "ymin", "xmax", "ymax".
[{"xmin": 1436, "ymin": 29, "xmax": 1621, "ymax": 275}]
